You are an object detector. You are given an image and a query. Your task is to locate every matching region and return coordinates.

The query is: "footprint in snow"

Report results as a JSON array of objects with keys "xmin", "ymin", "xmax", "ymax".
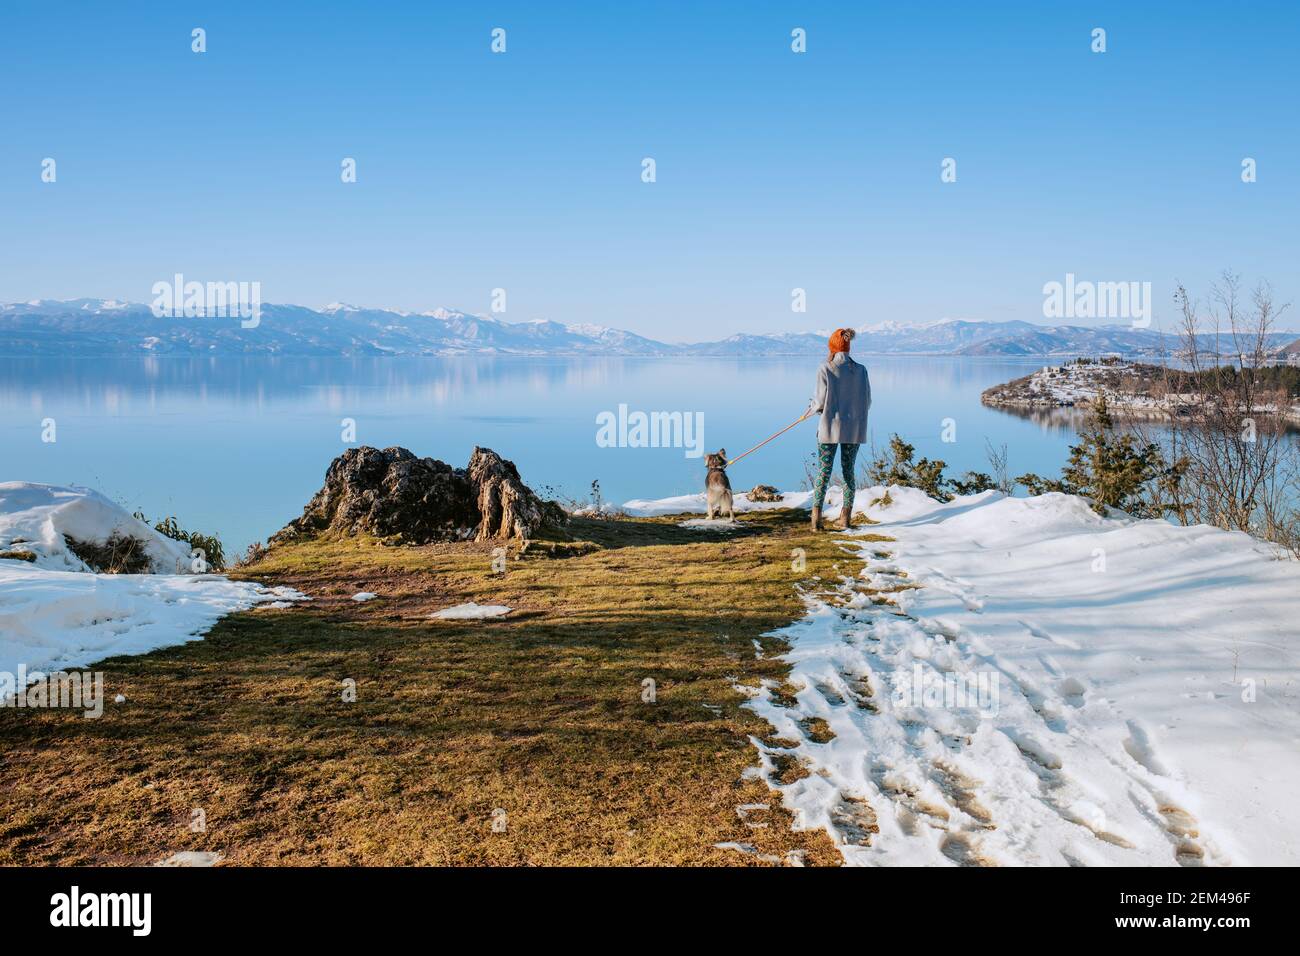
[
  {"xmin": 1021, "ymin": 620, "xmax": 1081, "ymax": 650},
  {"xmin": 1002, "ymin": 728, "xmax": 1064, "ymax": 771},
  {"xmin": 1056, "ymin": 676, "xmax": 1088, "ymax": 708},
  {"xmin": 830, "ymin": 795, "xmax": 879, "ymax": 847},
  {"xmin": 1121, "ymin": 720, "xmax": 1170, "ymax": 777}
]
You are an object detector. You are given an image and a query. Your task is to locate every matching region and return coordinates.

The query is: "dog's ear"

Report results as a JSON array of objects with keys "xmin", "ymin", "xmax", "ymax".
[{"xmin": 717, "ymin": 448, "xmax": 726, "ymax": 460}]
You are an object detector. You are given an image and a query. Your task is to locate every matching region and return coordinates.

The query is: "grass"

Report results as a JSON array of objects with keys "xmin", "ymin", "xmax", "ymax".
[
  {"xmin": 0, "ymin": 508, "xmax": 879, "ymax": 866},
  {"xmin": 62, "ymin": 531, "xmax": 153, "ymax": 574}
]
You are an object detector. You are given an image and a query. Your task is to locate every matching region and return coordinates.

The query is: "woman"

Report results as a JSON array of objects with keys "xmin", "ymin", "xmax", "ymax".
[{"xmin": 807, "ymin": 327, "xmax": 871, "ymax": 530}]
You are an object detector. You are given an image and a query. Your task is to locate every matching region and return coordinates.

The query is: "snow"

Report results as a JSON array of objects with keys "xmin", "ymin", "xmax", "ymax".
[
  {"xmin": 623, "ymin": 485, "xmax": 877, "ymax": 521},
  {"xmin": 432, "ymin": 602, "xmax": 513, "ymax": 620},
  {"xmin": 712, "ymin": 841, "xmax": 805, "ymax": 866},
  {"xmin": 0, "ymin": 560, "xmax": 307, "ymax": 678},
  {"xmin": 623, "ymin": 489, "xmax": 816, "ymax": 517},
  {"xmin": 0, "ymin": 482, "xmax": 308, "ymax": 680},
  {"xmin": 567, "ymin": 322, "xmax": 616, "ymax": 337},
  {"xmin": 678, "ymin": 517, "xmax": 740, "ymax": 530},
  {"xmin": 0, "ymin": 482, "xmax": 192, "ymax": 573},
  {"xmin": 9, "ymin": 470, "xmax": 1296, "ymax": 864},
  {"xmin": 154, "ymin": 851, "xmax": 223, "ymax": 867},
  {"xmin": 351, "ymin": 592, "xmax": 378, "ymax": 602},
  {"xmin": 992, "ymin": 361, "xmax": 1300, "ymax": 425},
  {"xmin": 1047, "ymin": 362, "xmax": 1131, "ymax": 402},
  {"xmin": 629, "ymin": 484, "xmax": 1300, "ymax": 866}
]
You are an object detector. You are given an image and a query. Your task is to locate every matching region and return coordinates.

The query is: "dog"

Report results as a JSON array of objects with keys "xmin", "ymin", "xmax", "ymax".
[{"xmin": 704, "ymin": 449, "xmax": 734, "ymax": 521}]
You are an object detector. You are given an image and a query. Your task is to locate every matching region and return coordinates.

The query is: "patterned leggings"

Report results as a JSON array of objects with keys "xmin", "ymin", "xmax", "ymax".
[{"xmin": 812, "ymin": 443, "xmax": 860, "ymax": 514}]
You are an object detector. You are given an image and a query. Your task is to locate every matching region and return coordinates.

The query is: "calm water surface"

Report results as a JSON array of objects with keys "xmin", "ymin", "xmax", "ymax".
[{"xmin": 1, "ymin": 355, "xmax": 1081, "ymax": 556}]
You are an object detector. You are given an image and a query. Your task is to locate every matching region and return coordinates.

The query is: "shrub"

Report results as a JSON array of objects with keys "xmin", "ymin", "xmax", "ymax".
[
  {"xmin": 948, "ymin": 472, "xmax": 997, "ymax": 496},
  {"xmin": 863, "ymin": 404, "xmax": 1185, "ymax": 520},
  {"xmin": 134, "ymin": 511, "xmax": 227, "ymax": 571},
  {"xmin": 236, "ymin": 540, "xmax": 269, "ymax": 567},
  {"xmin": 1016, "ymin": 397, "xmax": 1185, "ymax": 517},
  {"xmin": 868, "ymin": 489, "xmax": 894, "ymax": 509},
  {"xmin": 863, "ymin": 435, "xmax": 1000, "ymax": 503},
  {"xmin": 865, "ymin": 436, "xmax": 950, "ymax": 499},
  {"xmin": 64, "ymin": 532, "xmax": 152, "ymax": 574}
]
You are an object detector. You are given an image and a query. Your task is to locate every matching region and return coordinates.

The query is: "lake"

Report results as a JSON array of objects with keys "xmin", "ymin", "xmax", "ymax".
[{"xmin": 1, "ymin": 355, "xmax": 1077, "ymax": 557}]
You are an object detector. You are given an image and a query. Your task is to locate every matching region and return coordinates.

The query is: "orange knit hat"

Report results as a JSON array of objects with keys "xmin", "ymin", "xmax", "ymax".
[{"xmin": 828, "ymin": 327, "xmax": 855, "ymax": 355}]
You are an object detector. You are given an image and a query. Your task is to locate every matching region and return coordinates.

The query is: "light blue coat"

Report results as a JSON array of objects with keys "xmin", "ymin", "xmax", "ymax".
[{"xmin": 810, "ymin": 352, "xmax": 871, "ymax": 444}]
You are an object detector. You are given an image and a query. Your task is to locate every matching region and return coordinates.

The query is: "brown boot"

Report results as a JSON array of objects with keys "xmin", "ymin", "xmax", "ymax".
[
  {"xmin": 810, "ymin": 507, "xmax": 822, "ymax": 531},
  {"xmin": 838, "ymin": 508, "xmax": 852, "ymax": 530}
]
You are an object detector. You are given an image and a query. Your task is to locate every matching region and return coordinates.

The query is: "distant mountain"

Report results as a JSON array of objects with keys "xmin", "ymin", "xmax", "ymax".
[
  {"xmin": 2, "ymin": 300, "xmax": 1296, "ymax": 358},
  {"xmin": 0, "ymin": 299, "xmax": 672, "ymax": 357},
  {"xmin": 677, "ymin": 331, "xmax": 829, "ymax": 356},
  {"xmin": 950, "ymin": 322, "xmax": 1174, "ymax": 356},
  {"xmin": 672, "ymin": 318, "xmax": 1300, "ymax": 358},
  {"xmin": 673, "ymin": 320, "xmax": 1045, "ymax": 356}
]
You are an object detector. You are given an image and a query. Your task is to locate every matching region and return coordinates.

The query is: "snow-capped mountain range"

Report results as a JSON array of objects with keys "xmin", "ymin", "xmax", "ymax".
[{"xmin": 2, "ymin": 299, "xmax": 1296, "ymax": 357}]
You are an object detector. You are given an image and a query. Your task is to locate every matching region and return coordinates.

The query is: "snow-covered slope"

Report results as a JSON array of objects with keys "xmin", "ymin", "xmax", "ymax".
[
  {"xmin": 0, "ymin": 483, "xmax": 304, "ymax": 679},
  {"xmin": 625, "ymin": 486, "xmax": 1300, "ymax": 866},
  {"xmin": 0, "ymin": 482, "xmax": 192, "ymax": 572}
]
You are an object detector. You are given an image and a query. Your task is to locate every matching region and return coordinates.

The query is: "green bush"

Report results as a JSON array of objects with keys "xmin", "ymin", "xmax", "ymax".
[
  {"xmin": 134, "ymin": 511, "xmax": 227, "ymax": 571},
  {"xmin": 948, "ymin": 472, "xmax": 997, "ymax": 496},
  {"xmin": 1016, "ymin": 397, "xmax": 1185, "ymax": 518},
  {"xmin": 864, "ymin": 435, "xmax": 998, "ymax": 503},
  {"xmin": 862, "ymin": 408, "xmax": 1184, "ymax": 520}
]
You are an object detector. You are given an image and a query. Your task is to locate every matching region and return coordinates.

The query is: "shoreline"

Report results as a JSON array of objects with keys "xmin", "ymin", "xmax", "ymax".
[{"xmin": 981, "ymin": 360, "xmax": 1300, "ymax": 428}]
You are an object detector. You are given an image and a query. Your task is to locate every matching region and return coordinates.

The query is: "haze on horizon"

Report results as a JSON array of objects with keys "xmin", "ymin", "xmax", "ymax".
[{"xmin": 1, "ymin": 1, "xmax": 1296, "ymax": 340}]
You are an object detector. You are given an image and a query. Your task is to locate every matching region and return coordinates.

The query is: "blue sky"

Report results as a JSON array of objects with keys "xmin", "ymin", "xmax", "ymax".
[{"xmin": 1, "ymin": 1, "xmax": 1296, "ymax": 340}]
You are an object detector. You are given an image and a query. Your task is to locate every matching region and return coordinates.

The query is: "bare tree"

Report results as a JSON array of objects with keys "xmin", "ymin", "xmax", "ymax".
[
  {"xmin": 984, "ymin": 439, "xmax": 1014, "ymax": 495},
  {"xmin": 1160, "ymin": 272, "xmax": 1297, "ymax": 552}
]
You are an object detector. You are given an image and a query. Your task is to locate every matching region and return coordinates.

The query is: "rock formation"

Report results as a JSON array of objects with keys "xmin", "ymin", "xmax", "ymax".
[
  {"xmin": 468, "ymin": 447, "xmax": 566, "ymax": 541},
  {"xmin": 270, "ymin": 446, "xmax": 563, "ymax": 546}
]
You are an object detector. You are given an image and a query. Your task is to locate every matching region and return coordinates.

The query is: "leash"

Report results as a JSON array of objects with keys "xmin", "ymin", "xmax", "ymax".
[{"xmin": 726, "ymin": 410, "xmax": 813, "ymax": 468}]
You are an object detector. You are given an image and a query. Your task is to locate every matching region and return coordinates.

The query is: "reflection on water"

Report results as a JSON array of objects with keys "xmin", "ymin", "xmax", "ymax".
[
  {"xmin": 1, "ymin": 356, "xmax": 630, "ymax": 411},
  {"xmin": 3, "ymin": 354, "xmax": 1078, "ymax": 555},
  {"xmin": 991, "ymin": 397, "xmax": 1300, "ymax": 439},
  {"xmin": 987, "ymin": 404, "xmax": 1104, "ymax": 434}
]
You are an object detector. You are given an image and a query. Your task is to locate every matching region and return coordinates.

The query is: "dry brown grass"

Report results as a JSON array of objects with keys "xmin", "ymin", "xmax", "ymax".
[
  {"xmin": 62, "ymin": 531, "xmax": 152, "ymax": 574},
  {"xmin": 0, "ymin": 509, "xmax": 867, "ymax": 866}
]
